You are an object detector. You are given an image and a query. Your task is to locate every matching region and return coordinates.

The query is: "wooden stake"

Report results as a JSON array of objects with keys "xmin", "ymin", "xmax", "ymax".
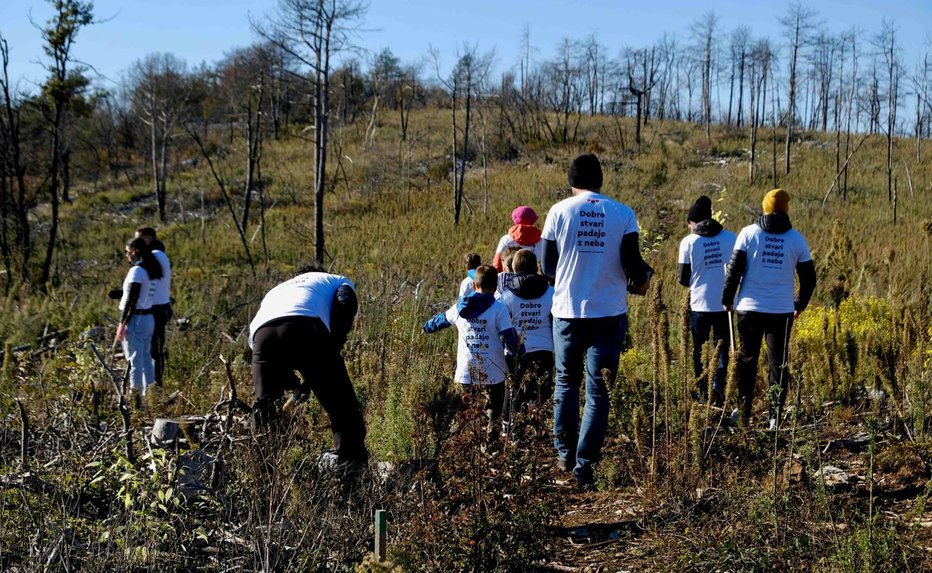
[
  {"xmin": 727, "ymin": 311, "xmax": 736, "ymax": 353},
  {"xmin": 375, "ymin": 509, "xmax": 387, "ymax": 561}
]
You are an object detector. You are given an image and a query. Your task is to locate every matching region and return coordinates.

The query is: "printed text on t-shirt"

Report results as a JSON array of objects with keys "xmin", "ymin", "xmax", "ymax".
[
  {"xmin": 702, "ymin": 241, "xmax": 723, "ymax": 267},
  {"xmin": 761, "ymin": 235, "xmax": 785, "ymax": 268},
  {"xmin": 576, "ymin": 209, "xmax": 606, "ymax": 251}
]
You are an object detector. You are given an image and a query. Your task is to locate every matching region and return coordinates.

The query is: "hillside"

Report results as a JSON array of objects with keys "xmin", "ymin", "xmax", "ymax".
[{"xmin": 2, "ymin": 109, "xmax": 932, "ymax": 571}]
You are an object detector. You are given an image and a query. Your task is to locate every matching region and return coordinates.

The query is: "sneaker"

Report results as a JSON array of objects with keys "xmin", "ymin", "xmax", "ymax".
[
  {"xmin": 768, "ymin": 418, "xmax": 778, "ymax": 432},
  {"xmin": 729, "ymin": 409, "xmax": 740, "ymax": 426},
  {"xmin": 556, "ymin": 457, "xmax": 574, "ymax": 472}
]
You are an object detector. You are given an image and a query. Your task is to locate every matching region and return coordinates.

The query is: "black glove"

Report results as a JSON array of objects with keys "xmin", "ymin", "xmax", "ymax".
[
  {"xmin": 108, "ymin": 287, "xmax": 123, "ymax": 300},
  {"xmin": 627, "ymin": 262, "xmax": 654, "ymax": 296}
]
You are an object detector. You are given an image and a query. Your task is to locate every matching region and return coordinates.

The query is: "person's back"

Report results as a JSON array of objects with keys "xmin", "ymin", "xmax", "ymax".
[
  {"xmin": 499, "ymin": 249, "xmax": 555, "ymax": 413},
  {"xmin": 249, "ymin": 265, "xmax": 366, "ymax": 467},
  {"xmin": 543, "ymin": 191, "xmax": 638, "ymax": 318},
  {"xmin": 493, "ymin": 206, "xmax": 542, "ymax": 271},
  {"xmin": 424, "ymin": 265, "xmax": 522, "ymax": 425},
  {"xmin": 149, "ymin": 249, "xmax": 172, "ymax": 305},
  {"xmin": 459, "ymin": 253, "xmax": 481, "ymax": 299},
  {"xmin": 540, "ymin": 153, "xmax": 651, "ymax": 490},
  {"xmin": 733, "ymin": 218, "xmax": 809, "ymax": 314},
  {"xmin": 723, "ymin": 188, "xmax": 815, "ymax": 427},
  {"xmin": 250, "ymin": 271, "xmax": 354, "ymax": 347},
  {"xmin": 498, "ymin": 258, "xmax": 554, "ymax": 355},
  {"xmin": 679, "ymin": 224, "xmax": 737, "ymax": 313},
  {"xmin": 677, "ymin": 196, "xmax": 736, "ymax": 406}
]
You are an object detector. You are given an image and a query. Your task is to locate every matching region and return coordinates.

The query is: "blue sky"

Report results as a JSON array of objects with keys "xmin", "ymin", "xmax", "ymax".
[{"xmin": 1, "ymin": 0, "xmax": 930, "ymax": 93}]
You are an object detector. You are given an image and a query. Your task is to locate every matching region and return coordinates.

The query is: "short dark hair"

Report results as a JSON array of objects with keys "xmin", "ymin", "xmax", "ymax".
[
  {"xmin": 465, "ymin": 252, "xmax": 481, "ymax": 271},
  {"xmin": 473, "ymin": 265, "xmax": 498, "ymax": 293},
  {"xmin": 513, "ymin": 249, "xmax": 538, "ymax": 274},
  {"xmin": 295, "ymin": 262, "xmax": 328, "ymax": 276},
  {"xmin": 135, "ymin": 227, "xmax": 158, "ymax": 240}
]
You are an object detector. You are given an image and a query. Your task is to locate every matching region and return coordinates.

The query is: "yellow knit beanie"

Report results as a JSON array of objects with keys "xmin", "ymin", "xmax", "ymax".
[{"xmin": 762, "ymin": 188, "xmax": 790, "ymax": 214}]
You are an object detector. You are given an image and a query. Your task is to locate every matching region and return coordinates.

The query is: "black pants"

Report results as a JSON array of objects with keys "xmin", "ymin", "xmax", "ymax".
[
  {"xmin": 506, "ymin": 350, "xmax": 554, "ymax": 414},
  {"xmin": 150, "ymin": 304, "xmax": 172, "ymax": 385},
  {"xmin": 251, "ymin": 316, "xmax": 367, "ymax": 460},
  {"xmin": 690, "ymin": 311, "xmax": 730, "ymax": 401},
  {"xmin": 736, "ymin": 311, "xmax": 794, "ymax": 420}
]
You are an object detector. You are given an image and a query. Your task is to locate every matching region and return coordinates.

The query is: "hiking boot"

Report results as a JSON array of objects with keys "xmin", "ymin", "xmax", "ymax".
[
  {"xmin": 556, "ymin": 457, "xmax": 574, "ymax": 472},
  {"xmin": 575, "ymin": 480, "xmax": 597, "ymax": 493}
]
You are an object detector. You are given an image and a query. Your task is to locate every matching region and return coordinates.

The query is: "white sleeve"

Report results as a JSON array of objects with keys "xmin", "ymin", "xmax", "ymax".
[
  {"xmin": 624, "ymin": 209, "xmax": 640, "ymax": 235},
  {"xmin": 494, "ymin": 235, "xmax": 509, "ymax": 254},
  {"xmin": 797, "ymin": 233, "xmax": 812, "ymax": 263},
  {"xmin": 677, "ymin": 237, "xmax": 690, "ymax": 265},
  {"xmin": 541, "ymin": 206, "xmax": 558, "ymax": 241},
  {"xmin": 444, "ymin": 305, "xmax": 458, "ymax": 324},
  {"xmin": 733, "ymin": 227, "xmax": 751, "ymax": 252}
]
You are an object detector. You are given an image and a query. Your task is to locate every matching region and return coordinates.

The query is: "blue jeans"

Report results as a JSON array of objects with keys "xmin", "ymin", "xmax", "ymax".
[
  {"xmin": 553, "ymin": 314, "xmax": 627, "ymax": 484},
  {"xmin": 123, "ymin": 314, "xmax": 155, "ymax": 395},
  {"xmin": 690, "ymin": 311, "xmax": 730, "ymax": 397}
]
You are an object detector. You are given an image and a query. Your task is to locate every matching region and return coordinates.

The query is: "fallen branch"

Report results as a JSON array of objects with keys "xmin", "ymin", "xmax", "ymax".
[
  {"xmin": 902, "ymin": 160, "xmax": 914, "ymax": 197},
  {"xmin": 89, "ymin": 343, "xmax": 135, "ymax": 463},
  {"xmin": 822, "ymin": 135, "xmax": 869, "ymax": 206},
  {"xmin": 211, "ymin": 354, "xmax": 252, "ymax": 488}
]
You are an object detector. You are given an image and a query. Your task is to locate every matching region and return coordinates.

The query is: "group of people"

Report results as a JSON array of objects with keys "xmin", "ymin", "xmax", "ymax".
[
  {"xmin": 194, "ymin": 152, "xmax": 815, "ymax": 490},
  {"xmin": 112, "ymin": 228, "xmax": 173, "ymax": 399},
  {"xmin": 420, "ymin": 154, "xmax": 815, "ymax": 489}
]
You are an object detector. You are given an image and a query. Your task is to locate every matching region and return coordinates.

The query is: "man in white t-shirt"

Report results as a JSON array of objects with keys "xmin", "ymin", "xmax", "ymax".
[
  {"xmin": 249, "ymin": 265, "xmax": 367, "ymax": 464},
  {"xmin": 423, "ymin": 265, "xmax": 523, "ymax": 430},
  {"xmin": 677, "ymin": 196, "xmax": 736, "ymax": 407},
  {"xmin": 540, "ymin": 153, "xmax": 652, "ymax": 489},
  {"xmin": 722, "ymin": 189, "xmax": 816, "ymax": 428},
  {"xmin": 135, "ymin": 227, "xmax": 172, "ymax": 386}
]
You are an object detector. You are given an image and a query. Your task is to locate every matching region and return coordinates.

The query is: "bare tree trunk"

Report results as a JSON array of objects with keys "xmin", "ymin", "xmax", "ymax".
[
  {"xmin": 158, "ymin": 117, "xmax": 170, "ymax": 222},
  {"xmin": 748, "ymin": 60, "xmax": 757, "ymax": 182},
  {"xmin": 40, "ymin": 102, "xmax": 64, "ymax": 289},
  {"xmin": 242, "ymin": 83, "xmax": 264, "ymax": 234},
  {"xmin": 451, "ymin": 77, "xmax": 460, "ymax": 225},
  {"xmin": 1, "ymin": 37, "xmax": 30, "ymax": 281}
]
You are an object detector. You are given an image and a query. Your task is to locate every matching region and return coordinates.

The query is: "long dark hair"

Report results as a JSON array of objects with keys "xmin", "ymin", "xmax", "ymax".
[{"xmin": 127, "ymin": 237, "xmax": 164, "ymax": 280}]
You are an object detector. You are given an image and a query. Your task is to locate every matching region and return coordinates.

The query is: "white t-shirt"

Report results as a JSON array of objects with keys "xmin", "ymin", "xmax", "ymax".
[
  {"xmin": 458, "ymin": 276, "xmax": 475, "ymax": 298},
  {"xmin": 119, "ymin": 265, "xmax": 153, "ymax": 311},
  {"xmin": 499, "ymin": 286, "xmax": 555, "ymax": 354},
  {"xmin": 541, "ymin": 191, "xmax": 639, "ymax": 318},
  {"xmin": 248, "ymin": 272, "xmax": 355, "ymax": 348},
  {"xmin": 733, "ymin": 225, "xmax": 812, "ymax": 314},
  {"xmin": 149, "ymin": 250, "xmax": 172, "ymax": 306},
  {"xmin": 678, "ymin": 229, "xmax": 737, "ymax": 312},
  {"xmin": 495, "ymin": 234, "xmax": 542, "ymax": 262},
  {"xmin": 444, "ymin": 300, "xmax": 513, "ymax": 385}
]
